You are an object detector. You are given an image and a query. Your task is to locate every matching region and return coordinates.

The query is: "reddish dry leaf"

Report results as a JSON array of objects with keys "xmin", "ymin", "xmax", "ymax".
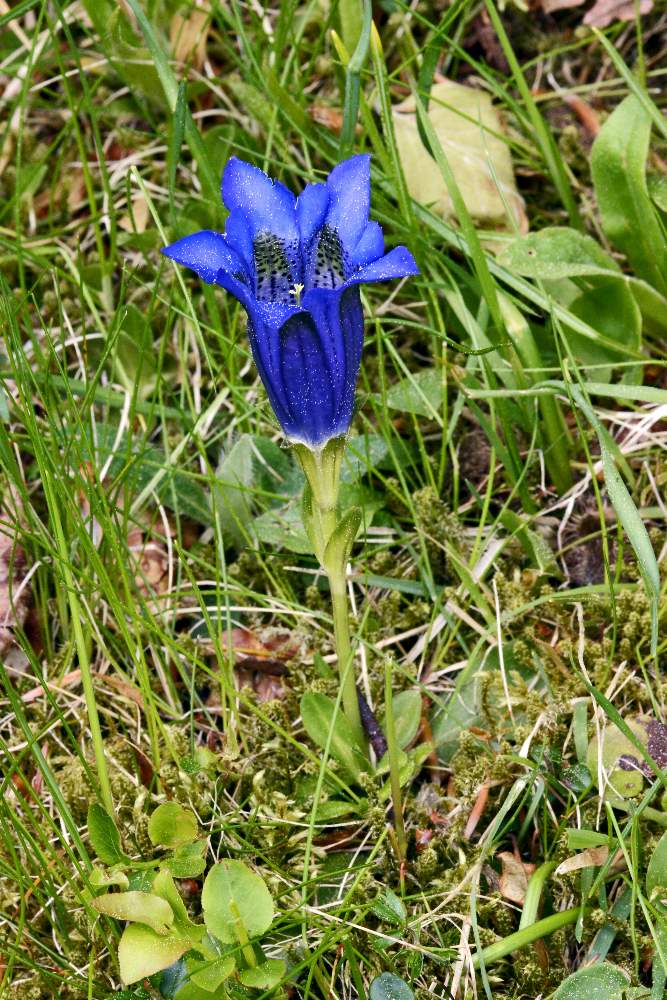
[
  {"xmin": 229, "ymin": 626, "xmax": 300, "ymax": 671},
  {"xmin": 497, "ymin": 851, "xmax": 536, "ymax": 905},
  {"xmin": 309, "ymin": 105, "xmax": 345, "ymax": 134},
  {"xmin": 583, "ymin": 0, "xmax": 653, "ymax": 25},
  {"xmin": 463, "ymin": 781, "xmax": 490, "ymax": 839},
  {"xmin": 170, "ymin": 7, "xmax": 209, "ymax": 69}
]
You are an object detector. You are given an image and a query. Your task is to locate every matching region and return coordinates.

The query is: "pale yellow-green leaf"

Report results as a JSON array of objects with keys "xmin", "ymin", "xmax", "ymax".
[
  {"xmin": 393, "ymin": 81, "xmax": 524, "ymax": 231},
  {"xmin": 118, "ymin": 924, "xmax": 190, "ymax": 985},
  {"xmin": 92, "ymin": 891, "xmax": 174, "ymax": 934}
]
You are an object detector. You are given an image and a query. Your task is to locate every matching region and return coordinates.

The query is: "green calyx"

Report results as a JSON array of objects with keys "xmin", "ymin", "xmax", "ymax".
[{"xmin": 294, "ymin": 436, "xmax": 347, "ymax": 566}]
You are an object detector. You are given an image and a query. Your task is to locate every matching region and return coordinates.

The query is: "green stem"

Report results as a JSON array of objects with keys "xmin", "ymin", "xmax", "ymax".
[
  {"xmin": 230, "ymin": 900, "xmax": 257, "ymax": 968},
  {"xmin": 329, "ymin": 564, "xmax": 364, "ymax": 748},
  {"xmin": 472, "ymin": 906, "xmax": 588, "ymax": 969},
  {"xmin": 384, "ymin": 660, "xmax": 406, "ymax": 860},
  {"xmin": 295, "ymin": 438, "xmax": 365, "ymax": 748},
  {"xmin": 519, "ymin": 861, "xmax": 557, "ymax": 929}
]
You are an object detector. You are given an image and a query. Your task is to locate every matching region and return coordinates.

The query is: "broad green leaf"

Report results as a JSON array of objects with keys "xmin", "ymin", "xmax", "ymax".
[
  {"xmin": 113, "ymin": 303, "xmax": 160, "ymax": 400},
  {"xmin": 371, "ymin": 889, "xmax": 407, "ymax": 926},
  {"xmin": 649, "ymin": 173, "xmax": 667, "ymax": 213},
  {"xmin": 214, "ymin": 435, "xmax": 256, "ymax": 548},
  {"xmin": 314, "ymin": 798, "xmax": 367, "ymax": 822},
  {"xmin": 239, "ymin": 959, "xmax": 286, "ymax": 989},
  {"xmin": 647, "ymin": 829, "xmax": 667, "ymax": 897},
  {"xmin": 300, "ymin": 692, "xmax": 371, "ymax": 781},
  {"xmin": 370, "ymin": 972, "xmax": 415, "ymax": 1000},
  {"xmin": 382, "ymin": 690, "xmax": 422, "ymax": 750},
  {"xmin": 323, "ymin": 507, "xmax": 362, "ymax": 573},
  {"xmin": 342, "ymin": 434, "xmax": 389, "ymax": 481},
  {"xmin": 591, "ymin": 95, "xmax": 667, "ymax": 296},
  {"xmin": 163, "ymin": 841, "xmax": 207, "ymax": 879},
  {"xmin": 118, "ymin": 923, "xmax": 190, "ymax": 985},
  {"xmin": 255, "ymin": 485, "xmax": 381, "ymax": 555},
  {"xmin": 384, "ymin": 367, "xmax": 443, "ymax": 419},
  {"xmin": 151, "ymin": 870, "xmax": 202, "ymax": 937},
  {"xmin": 551, "ymin": 962, "xmax": 630, "ymax": 999},
  {"xmin": 201, "ymin": 860, "xmax": 274, "ymax": 944},
  {"xmin": 499, "ymin": 227, "xmax": 620, "ymax": 280},
  {"xmin": 92, "ymin": 891, "xmax": 174, "ymax": 934},
  {"xmin": 190, "ymin": 955, "xmax": 236, "ymax": 991},
  {"xmin": 586, "ymin": 717, "xmax": 649, "ymax": 805},
  {"xmin": 90, "ymin": 867, "xmax": 130, "ymax": 891},
  {"xmin": 148, "ymin": 803, "xmax": 198, "ymax": 849},
  {"xmin": 87, "ymin": 804, "xmax": 127, "ymax": 866},
  {"xmin": 567, "ymin": 279, "xmax": 641, "ymax": 381},
  {"xmin": 499, "ymin": 229, "xmax": 641, "ymax": 380},
  {"xmin": 254, "ymin": 498, "xmax": 311, "ymax": 554}
]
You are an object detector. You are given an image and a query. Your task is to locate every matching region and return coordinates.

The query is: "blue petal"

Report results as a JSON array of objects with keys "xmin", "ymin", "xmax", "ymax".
[
  {"xmin": 222, "ymin": 157, "xmax": 298, "ymax": 243},
  {"xmin": 276, "ymin": 312, "xmax": 339, "ymax": 446},
  {"xmin": 244, "ymin": 299, "xmax": 301, "ymax": 428},
  {"xmin": 347, "ymin": 245, "xmax": 419, "ymax": 286},
  {"xmin": 285, "ymin": 286, "xmax": 364, "ymax": 445},
  {"xmin": 296, "ymin": 182, "xmax": 329, "ymax": 245},
  {"xmin": 161, "ymin": 230, "xmax": 246, "ymax": 285},
  {"xmin": 224, "ymin": 209, "xmax": 254, "ymax": 272},
  {"xmin": 351, "ymin": 221, "xmax": 384, "ymax": 267},
  {"xmin": 324, "ymin": 154, "xmax": 371, "ymax": 254}
]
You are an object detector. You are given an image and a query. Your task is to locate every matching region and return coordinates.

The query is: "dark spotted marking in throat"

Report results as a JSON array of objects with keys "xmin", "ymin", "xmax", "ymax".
[
  {"xmin": 313, "ymin": 224, "xmax": 346, "ymax": 289},
  {"xmin": 253, "ymin": 231, "xmax": 295, "ymax": 302}
]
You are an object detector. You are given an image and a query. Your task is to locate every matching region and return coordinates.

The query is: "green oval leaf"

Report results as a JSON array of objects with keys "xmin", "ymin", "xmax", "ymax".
[
  {"xmin": 148, "ymin": 802, "xmax": 198, "ymax": 848},
  {"xmin": 647, "ymin": 829, "xmax": 667, "ymax": 897},
  {"xmin": 87, "ymin": 803, "xmax": 127, "ymax": 866},
  {"xmin": 383, "ymin": 689, "xmax": 422, "ymax": 750},
  {"xmin": 239, "ymin": 958, "xmax": 286, "ymax": 989},
  {"xmin": 591, "ymin": 95, "xmax": 667, "ymax": 297},
  {"xmin": 300, "ymin": 692, "xmax": 370, "ymax": 781},
  {"xmin": 369, "ymin": 972, "xmax": 415, "ymax": 1000},
  {"xmin": 499, "ymin": 227, "xmax": 620, "ymax": 280},
  {"xmin": 163, "ymin": 840, "xmax": 207, "ymax": 879},
  {"xmin": 118, "ymin": 924, "xmax": 189, "ymax": 985},
  {"xmin": 92, "ymin": 891, "xmax": 174, "ymax": 934},
  {"xmin": 190, "ymin": 955, "xmax": 236, "ymax": 990},
  {"xmin": 201, "ymin": 860, "xmax": 274, "ymax": 944},
  {"xmin": 551, "ymin": 962, "xmax": 630, "ymax": 999}
]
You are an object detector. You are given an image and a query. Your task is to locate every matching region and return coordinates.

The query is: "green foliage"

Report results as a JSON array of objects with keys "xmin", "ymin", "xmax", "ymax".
[
  {"xmin": 201, "ymin": 859, "xmax": 274, "ymax": 944},
  {"xmin": 369, "ymin": 973, "xmax": 415, "ymax": 1000},
  {"xmin": 88, "ymin": 804, "xmax": 128, "ymax": 866},
  {"xmin": 300, "ymin": 692, "xmax": 371, "ymax": 782},
  {"xmin": 550, "ymin": 963, "xmax": 630, "ymax": 999},
  {"xmin": 147, "ymin": 803, "xmax": 199, "ymax": 849}
]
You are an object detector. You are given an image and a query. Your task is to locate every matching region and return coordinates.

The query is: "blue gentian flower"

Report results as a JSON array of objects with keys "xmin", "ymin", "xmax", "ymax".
[{"xmin": 162, "ymin": 155, "xmax": 418, "ymax": 448}]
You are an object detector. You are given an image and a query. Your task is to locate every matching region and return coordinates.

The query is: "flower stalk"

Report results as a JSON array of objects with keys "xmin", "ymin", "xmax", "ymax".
[{"xmin": 295, "ymin": 439, "xmax": 365, "ymax": 749}]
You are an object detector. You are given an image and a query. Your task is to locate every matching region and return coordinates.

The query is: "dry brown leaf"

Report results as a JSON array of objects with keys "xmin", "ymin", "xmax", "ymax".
[
  {"xmin": 118, "ymin": 193, "xmax": 149, "ymax": 233},
  {"xmin": 170, "ymin": 7, "xmax": 209, "ymax": 70},
  {"xmin": 583, "ymin": 0, "xmax": 652, "ymax": 25},
  {"xmin": 497, "ymin": 851, "xmax": 536, "ymax": 905},
  {"xmin": 230, "ymin": 626, "xmax": 301, "ymax": 671},
  {"xmin": 555, "ymin": 846, "xmax": 625, "ymax": 875},
  {"xmin": 393, "ymin": 80, "xmax": 526, "ymax": 235},
  {"xmin": 128, "ymin": 520, "xmax": 170, "ymax": 597}
]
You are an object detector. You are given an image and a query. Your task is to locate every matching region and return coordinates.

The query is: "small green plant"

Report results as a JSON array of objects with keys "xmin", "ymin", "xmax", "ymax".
[{"xmin": 87, "ymin": 804, "xmax": 286, "ymax": 997}]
